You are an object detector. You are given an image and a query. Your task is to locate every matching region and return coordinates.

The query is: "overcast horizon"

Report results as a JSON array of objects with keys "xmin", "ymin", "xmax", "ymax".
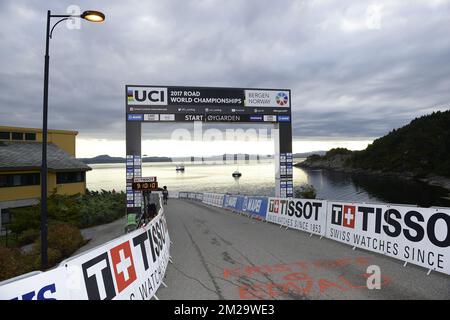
[{"xmin": 1, "ymin": 0, "xmax": 449, "ymax": 157}]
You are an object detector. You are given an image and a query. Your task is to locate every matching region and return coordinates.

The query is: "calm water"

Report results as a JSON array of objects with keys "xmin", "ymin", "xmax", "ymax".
[{"xmin": 86, "ymin": 161, "xmax": 450, "ymax": 207}]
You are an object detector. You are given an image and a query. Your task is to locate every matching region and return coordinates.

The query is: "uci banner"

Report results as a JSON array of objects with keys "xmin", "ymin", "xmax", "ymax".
[
  {"xmin": 325, "ymin": 201, "xmax": 450, "ymax": 275},
  {"xmin": 0, "ymin": 212, "xmax": 171, "ymax": 300},
  {"xmin": 266, "ymin": 197, "xmax": 327, "ymax": 236}
]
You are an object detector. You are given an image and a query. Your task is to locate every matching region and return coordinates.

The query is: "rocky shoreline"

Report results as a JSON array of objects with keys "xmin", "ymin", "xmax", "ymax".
[{"xmin": 294, "ymin": 157, "xmax": 450, "ymax": 195}]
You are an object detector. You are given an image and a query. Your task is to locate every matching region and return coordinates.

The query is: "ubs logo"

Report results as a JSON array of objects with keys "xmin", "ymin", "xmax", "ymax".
[{"xmin": 127, "ymin": 87, "xmax": 168, "ymax": 105}]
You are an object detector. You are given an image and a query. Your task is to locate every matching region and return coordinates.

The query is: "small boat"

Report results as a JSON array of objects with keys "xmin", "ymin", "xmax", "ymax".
[
  {"xmin": 232, "ymin": 170, "xmax": 242, "ymax": 178},
  {"xmin": 176, "ymin": 165, "xmax": 185, "ymax": 172}
]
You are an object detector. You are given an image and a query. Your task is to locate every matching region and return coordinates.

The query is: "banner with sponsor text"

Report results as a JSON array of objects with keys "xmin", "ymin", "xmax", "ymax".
[
  {"xmin": 0, "ymin": 211, "xmax": 171, "ymax": 300},
  {"xmin": 202, "ymin": 193, "xmax": 225, "ymax": 208},
  {"xmin": 325, "ymin": 201, "xmax": 450, "ymax": 275},
  {"xmin": 241, "ymin": 196, "xmax": 269, "ymax": 218},
  {"xmin": 266, "ymin": 197, "xmax": 327, "ymax": 236}
]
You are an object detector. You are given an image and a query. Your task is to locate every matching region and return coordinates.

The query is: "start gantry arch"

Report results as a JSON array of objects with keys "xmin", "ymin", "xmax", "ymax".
[{"xmin": 125, "ymin": 85, "xmax": 293, "ymax": 216}]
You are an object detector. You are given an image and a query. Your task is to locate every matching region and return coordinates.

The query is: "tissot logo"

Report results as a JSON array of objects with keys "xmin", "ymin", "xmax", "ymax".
[
  {"xmin": 331, "ymin": 204, "xmax": 356, "ymax": 229},
  {"xmin": 127, "ymin": 87, "xmax": 168, "ymax": 105},
  {"xmin": 269, "ymin": 199, "xmax": 280, "ymax": 214}
]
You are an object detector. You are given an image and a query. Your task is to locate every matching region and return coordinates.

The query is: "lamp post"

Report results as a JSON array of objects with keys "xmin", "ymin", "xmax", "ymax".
[{"xmin": 41, "ymin": 9, "xmax": 105, "ymax": 269}]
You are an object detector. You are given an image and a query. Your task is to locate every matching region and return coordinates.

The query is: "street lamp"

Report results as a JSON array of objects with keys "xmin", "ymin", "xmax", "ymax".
[{"xmin": 41, "ymin": 10, "xmax": 105, "ymax": 269}]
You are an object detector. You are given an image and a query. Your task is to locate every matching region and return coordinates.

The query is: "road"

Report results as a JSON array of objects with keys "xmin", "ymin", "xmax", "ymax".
[{"xmin": 156, "ymin": 199, "xmax": 450, "ymax": 300}]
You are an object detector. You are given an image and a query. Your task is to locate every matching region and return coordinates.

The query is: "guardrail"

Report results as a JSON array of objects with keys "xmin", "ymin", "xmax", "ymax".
[
  {"xmin": 180, "ymin": 192, "xmax": 450, "ymax": 276},
  {"xmin": 0, "ymin": 195, "xmax": 171, "ymax": 300}
]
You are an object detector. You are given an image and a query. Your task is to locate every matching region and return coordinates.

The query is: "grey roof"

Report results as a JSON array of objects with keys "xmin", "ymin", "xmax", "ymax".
[{"xmin": 0, "ymin": 141, "xmax": 91, "ymax": 172}]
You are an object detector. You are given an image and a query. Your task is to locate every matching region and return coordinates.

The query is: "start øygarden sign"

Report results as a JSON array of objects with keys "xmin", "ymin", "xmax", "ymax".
[
  {"xmin": 0, "ymin": 212, "xmax": 171, "ymax": 300},
  {"xmin": 325, "ymin": 201, "xmax": 450, "ymax": 274}
]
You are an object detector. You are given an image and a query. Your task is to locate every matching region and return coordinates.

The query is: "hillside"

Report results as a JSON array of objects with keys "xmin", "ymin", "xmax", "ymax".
[
  {"xmin": 297, "ymin": 110, "xmax": 450, "ymax": 181},
  {"xmin": 349, "ymin": 110, "xmax": 450, "ymax": 177}
]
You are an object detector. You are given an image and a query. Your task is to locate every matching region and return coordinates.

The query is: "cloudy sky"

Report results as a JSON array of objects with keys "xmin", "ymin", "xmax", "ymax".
[{"xmin": 0, "ymin": 0, "xmax": 449, "ymax": 157}]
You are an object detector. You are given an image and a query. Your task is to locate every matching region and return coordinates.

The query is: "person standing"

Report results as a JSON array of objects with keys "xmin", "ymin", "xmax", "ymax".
[{"xmin": 162, "ymin": 186, "xmax": 169, "ymax": 205}]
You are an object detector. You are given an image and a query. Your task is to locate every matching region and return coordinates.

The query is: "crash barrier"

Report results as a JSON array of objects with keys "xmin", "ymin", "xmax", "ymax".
[
  {"xmin": 180, "ymin": 192, "xmax": 450, "ymax": 276},
  {"xmin": 0, "ymin": 196, "xmax": 171, "ymax": 300},
  {"xmin": 202, "ymin": 193, "xmax": 225, "ymax": 208}
]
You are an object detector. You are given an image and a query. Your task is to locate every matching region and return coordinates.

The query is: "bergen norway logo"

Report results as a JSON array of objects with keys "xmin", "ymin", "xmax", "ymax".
[
  {"xmin": 127, "ymin": 87, "xmax": 167, "ymax": 105},
  {"xmin": 275, "ymin": 92, "xmax": 289, "ymax": 106}
]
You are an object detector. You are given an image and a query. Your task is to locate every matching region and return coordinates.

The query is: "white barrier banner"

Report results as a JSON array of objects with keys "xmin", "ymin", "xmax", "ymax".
[
  {"xmin": 325, "ymin": 202, "xmax": 450, "ymax": 275},
  {"xmin": 0, "ymin": 212, "xmax": 171, "ymax": 300},
  {"xmin": 213, "ymin": 194, "xmax": 225, "ymax": 208},
  {"xmin": 325, "ymin": 202, "xmax": 388, "ymax": 256},
  {"xmin": 266, "ymin": 197, "xmax": 327, "ymax": 236},
  {"xmin": 202, "ymin": 193, "xmax": 225, "ymax": 208},
  {"xmin": 0, "ymin": 269, "xmax": 68, "ymax": 300},
  {"xmin": 169, "ymin": 191, "xmax": 179, "ymax": 199},
  {"xmin": 63, "ymin": 212, "xmax": 170, "ymax": 299},
  {"xmin": 382, "ymin": 205, "xmax": 449, "ymax": 274},
  {"xmin": 202, "ymin": 193, "xmax": 213, "ymax": 205}
]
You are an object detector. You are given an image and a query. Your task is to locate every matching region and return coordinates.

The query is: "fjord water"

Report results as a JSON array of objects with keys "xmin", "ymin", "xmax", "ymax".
[{"xmin": 86, "ymin": 161, "xmax": 450, "ymax": 207}]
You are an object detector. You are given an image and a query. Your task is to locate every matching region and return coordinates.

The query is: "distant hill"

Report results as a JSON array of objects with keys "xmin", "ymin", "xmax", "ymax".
[
  {"xmin": 298, "ymin": 110, "xmax": 450, "ymax": 179},
  {"xmin": 78, "ymin": 155, "xmax": 172, "ymax": 164},
  {"xmin": 78, "ymin": 153, "xmax": 274, "ymax": 164},
  {"xmin": 293, "ymin": 151, "xmax": 326, "ymax": 158}
]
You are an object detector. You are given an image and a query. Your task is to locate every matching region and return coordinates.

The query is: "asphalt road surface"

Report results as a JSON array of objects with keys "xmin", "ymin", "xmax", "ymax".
[{"xmin": 156, "ymin": 199, "xmax": 450, "ymax": 300}]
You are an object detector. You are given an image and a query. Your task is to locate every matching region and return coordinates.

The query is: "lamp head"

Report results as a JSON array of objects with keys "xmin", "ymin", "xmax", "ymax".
[{"xmin": 81, "ymin": 10, "xmax": 105, "ymax": 22}]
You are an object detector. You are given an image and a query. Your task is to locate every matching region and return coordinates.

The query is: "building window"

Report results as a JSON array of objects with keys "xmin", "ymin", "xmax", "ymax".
[
  {"xmin": 0, "ymin": 173, "xmax": 40, "ymax": 188},
  {"xmin": 25, "ymin": 133, "xmax": 36, "ymax": 141},
  {"xmin": 1, "ymin": 209, "xmax": 11, "ymax": 225},
  {"xmin": 0, "ymin": 132, "xmax": 10, "ymax": 140},
  {"xmin": 56, "ymin": 171, "xmax": 85, "ymax": 184},
  {"xmin": 11, "ymin": 132, "xmax": 24, "ymax": 140}
]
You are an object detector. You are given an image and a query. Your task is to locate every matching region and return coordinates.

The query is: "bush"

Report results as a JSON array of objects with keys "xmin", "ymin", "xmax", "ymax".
[
  {"xmin": 8, "ymin": 206, "xmax": 40, "ymax": 235},
  {"xmin": 33, "ymin": 223, "xmax": 85, "ymax": 258},
  {"xmin": 0, "ymin": 223, "xmax": 82, "ymax": 281},
  {"xmin": 17, "ymin": 229, "xmax": 40, "ymax": 246},
  {"xmin": 9, "ymin": 190, "xmax": 126, "ymax": 235},
  {"xmin": 26, "ymin": 247, "xmax": 63, "ymax": 270},
  {"xmin": 294, "ymin": 184, "xmax": 317, "ymax": 199},
  {"xmin": 78, "ymin": 190, "xmax": 126, "ymax": 228},
  {"xmin": 0, "ymin": 247, "xmax": 34, "ymax": 282}
]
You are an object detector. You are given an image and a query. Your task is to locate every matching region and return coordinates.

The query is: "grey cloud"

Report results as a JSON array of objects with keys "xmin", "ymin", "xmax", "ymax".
[{"xmin": 0, "ymin": 0, "xmax": 449, "ymax": 144}]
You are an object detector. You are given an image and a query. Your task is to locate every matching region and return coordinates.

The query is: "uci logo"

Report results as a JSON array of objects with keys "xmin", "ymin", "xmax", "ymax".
[{"xmin": 127, "ymin": 87, "xmax": 168, "ymax": 105}]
